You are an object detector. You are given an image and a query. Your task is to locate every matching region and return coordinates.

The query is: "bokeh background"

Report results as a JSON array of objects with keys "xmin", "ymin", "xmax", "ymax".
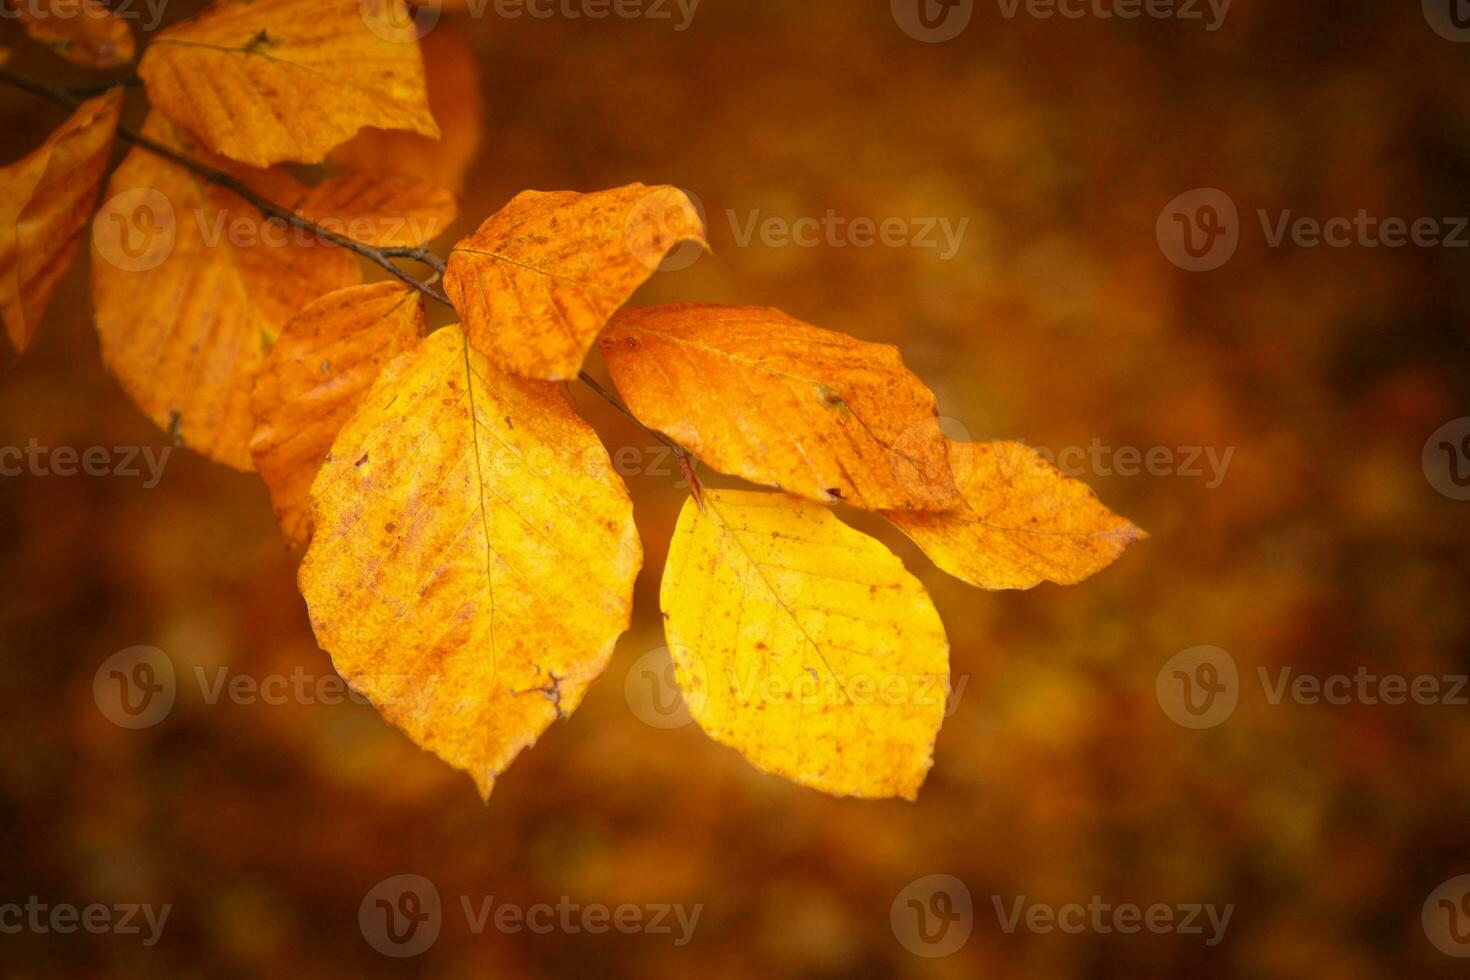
[{"xmin": 3, "ymin": 0, "xmax": 1470, "ymax": 975}]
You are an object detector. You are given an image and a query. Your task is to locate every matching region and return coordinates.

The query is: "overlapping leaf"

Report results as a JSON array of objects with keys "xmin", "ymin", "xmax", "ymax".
[
  {"xmin": 294, "ymin": 173, "xmax": 457, "ymax": 248},
  {"xmin": 250, "ymin": 283, "xmax": 426, "ymax": 547},
  {"xmin": 601, "ymin": 304, "xmax": 957, "ymax": 510},
  {"xmin": 298, "ymin": 325, "xmax": 642, "ymax": 799},
  {"xmin": 661, "ymin": 489, "xmax": 950, "ymax": 800},
  {"xmin": 445, "ymin": 184, "xmax": 706, "ymax": 380},
  {"xmin": 12, "ymin": 0, "xmax": 135, "ymax": 68},
  {"xmin": 0, "ymin": 89, "xmax": 121, "ymax": 357},
  {"xmin": 329, "ymin": 22, "xmax": 482, "ymax": 194},
  {"xmin": 885, "ymin": 440, "xmax": 1146, "ymax": 590},
  {"xmin": 92, "ymin": 112, "xmax": 359, "ymax": 469},
  {"xmin": 138, "ymin": 0, "xmax": 439, "ymax": 167}
]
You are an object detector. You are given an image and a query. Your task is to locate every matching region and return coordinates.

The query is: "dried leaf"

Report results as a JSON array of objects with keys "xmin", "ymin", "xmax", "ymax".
[
  {"xmin": 92, "ymin": 112, "xmax": 360, "ymax": 469},
  {"xmin": 445, "ymin": 184, "xmax": 706, "ymax": 381},
  {"xmin": 661, "ymin": 489, "xmax": 949, "ymax": 800},
  {"xmin": 298, "ymin": 325, "xmax": 642, "ymax": 798},
  {"xmin": 0, "ymin": 89, "xmax": 121, "ymax": 357},
  {"xmin": 885, "ymin": 441, "xmax": 1146, "ymax": 590},
  {"xmin": 250, "ymin": 282, "xmax": 426, "ymax": 547},
  {"xmin": 329, "ymin": 21, "xmax": 481, "ymax": 194},
  {"xmin": 12, "ymin": 0, "xmax": 135, "ymax": 68},
  {"xmin": 137, "ymin": 0, "xmax": 439, "ymax": 167},
  {"xmin": 294, "ymin": 173, "xmax": 457, "ymax": 248},
  {"xmin": 601, "ymin": 304, "xmax": 957, "ymax": 510}
]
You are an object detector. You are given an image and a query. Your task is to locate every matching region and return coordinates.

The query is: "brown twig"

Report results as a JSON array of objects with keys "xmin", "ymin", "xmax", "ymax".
[{"xmin": 0, "ymin": 65, "xmax": 703, "ymax": 499}]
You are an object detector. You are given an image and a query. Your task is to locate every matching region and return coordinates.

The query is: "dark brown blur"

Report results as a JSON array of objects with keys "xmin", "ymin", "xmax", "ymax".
[{"xmin": 3, "ymin": 0, "xmax": 1470, "ymax": 976}]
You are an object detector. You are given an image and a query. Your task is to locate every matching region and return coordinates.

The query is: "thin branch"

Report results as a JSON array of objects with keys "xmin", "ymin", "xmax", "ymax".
[
  {"xmin": 0, "ymin": 65, "xmax": 702, "ymax": 498},
  {"xmin": 0, "ymin": 66, "xmax": 449, "ymax": 305}
]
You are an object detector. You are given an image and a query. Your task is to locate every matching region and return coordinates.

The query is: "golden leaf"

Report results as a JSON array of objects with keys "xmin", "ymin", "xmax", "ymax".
[
  {"xmin": 444, "ymin": 184, "xmax": 706, "ymax": 381},
  {"xmin": 250, "ymin": 282, "xmax": 426, "ymax": 547},
  {"xmin": 329, "ymin": 21, "xmax": 481, "ymax": 194},
  {"xmin": 0, "ymin": 89, "xmax": 121, "ymax": 358},
  {"xmin": 661, "ymin": 489, "xmax": 950, "ymax": 800},
  {"xmin": 91, "ymin": 112, "xmax": 360, "ymax": 469},
  {"xmin": 294, "ymin": 173, "xmax": 457, "ymax": 248},
  {"xmin": 298, "ymin": 325, "xmax": 642, "ymax": 798},
  {"xmin": 137, "ymin": 0, "xmax": 439, "ymax": 167},
  {"xmin": 601, "ymin": 304, "xmax": 958, "ymax": 510},
  {"xmin": 12, "ymin": 0, "xmax": 135, "ymax": 68},
  {"xmin": 885, "ymin": 441, "xmax": 1146, "ymax": 590}
]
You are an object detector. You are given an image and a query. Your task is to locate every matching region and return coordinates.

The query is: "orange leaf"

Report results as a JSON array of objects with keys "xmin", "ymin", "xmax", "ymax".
[
  {"xmin": 12, "ymin": 0, "xmax": 135, "ymax": 68},
  {"xmin": 329, "ymin": 21, "xmax": 481, "ymax": 194},
  {"xmin": 295, "ymin": 173, "xmax": 457, "ymax": 248},
  {"xmin": 298, "ymin": 325, "xmax": 642, "ymax": 799},
  {"xmin": 600, "ymin": 304, "xmax": 958, "ymax": 510},
  {"xmin": 884, "ymin": 441, "xmax": 1147, "ymax": 590},
  {"xmin": 91, "ymin": 112, "xmax": 360, "ymax": 469},
  {"xmin": 137, "ymin": 0, "xmax": 439, "ymax": 167},
  {"xmin": 0, "ymin": 89, "xmax": 121, "ymax": 358},
  {"xmin": 444, "ymin": 184, "xmax": 707, "ymax": 381},
  {"xmin": 250, "ymin": 282, "xmax": 426, "ymax": 547}
]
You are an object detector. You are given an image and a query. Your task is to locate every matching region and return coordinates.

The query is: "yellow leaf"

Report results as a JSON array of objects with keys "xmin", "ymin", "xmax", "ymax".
[
  {"xmin": 661, "ymin": 489, "xmax": 949, "ymax": 800},
  {"xmin": 137, "ymin": 0, "xmax": 439, "ymax": 167},
  {"xmin": 298, "ymin": 325, "xmax": 642, "ymax": 799},
  {"xmin": 884, "ymin": 441, "xmax": 1146, "ymax": 590},
  {"xmin": 329, "ymin": 22, "xmax": 482, "ymax": 194},
  {"xmin": 294, "ymin": 173, "xmax": 457, "ymax": 248},
  {"xmin": 601, "ymin": 304, "xmax": 958, "ymax": 510},
  {"xmin": 13, "ymin": 0, "xmax": 135, "ymax": 68},
  {"xmin": 444, "ymin": 184, "xmax": 706, "ymax": 381},
  {"xmin": 0, "ymin": 89, "xmax": 121, "ymax": 358},
  {"xmin": 250, "ymin": 282, "xmax": 426, "ymax": 547},
  {"xmin": 92, "ymin": 112, "xmax": 360, "ymax": 469}
]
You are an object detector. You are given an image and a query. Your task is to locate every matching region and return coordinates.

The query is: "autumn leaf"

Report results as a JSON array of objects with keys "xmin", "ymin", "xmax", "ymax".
[
  {"xmin": 0, "ymin": 89, "xmax": 121, "ymax": 358},
  {"xmin": 11, "ymin": 0, "xmax": 135, "ymax": 68},
  {"xmin": 885, "ymin": 440, "xmax": 1146, "ymax": 590},
  {"xmin": 661, "ymin": 490, "xmax": 949, "ymax": 800},
  {"xmin": 298, "ymin": 325, "xmax": 642, "ymax": 799},
  {"xmin": 91, "ymin": 112, "xmax": 359, "ymax": 469},
  {"xmin": 601, "ymin": 304, "xmax": 958, "ymax": 511},
  {"xmin": 329, "ymin": 21, "xmax": 482, "ymax": 194},
  {"xmin": 444, "ymin": 184, "xmax": 707, "ymax": 381},
  {"xmin": 293, "ymin": 173, "xmax": 457, "ymax": 248},
  {"xmin": 137, "ymin": 0, "xmax": 439, "ymax": 167},
  {"xmin": 250, "ymin": 283, "xmax": 426, "ymax": 547}
]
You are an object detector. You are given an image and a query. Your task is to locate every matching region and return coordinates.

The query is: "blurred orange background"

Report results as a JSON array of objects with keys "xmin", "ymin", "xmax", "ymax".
[{"xmin": 3, "ymin": 0, "xmax": 1469, "ymax": 976}]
